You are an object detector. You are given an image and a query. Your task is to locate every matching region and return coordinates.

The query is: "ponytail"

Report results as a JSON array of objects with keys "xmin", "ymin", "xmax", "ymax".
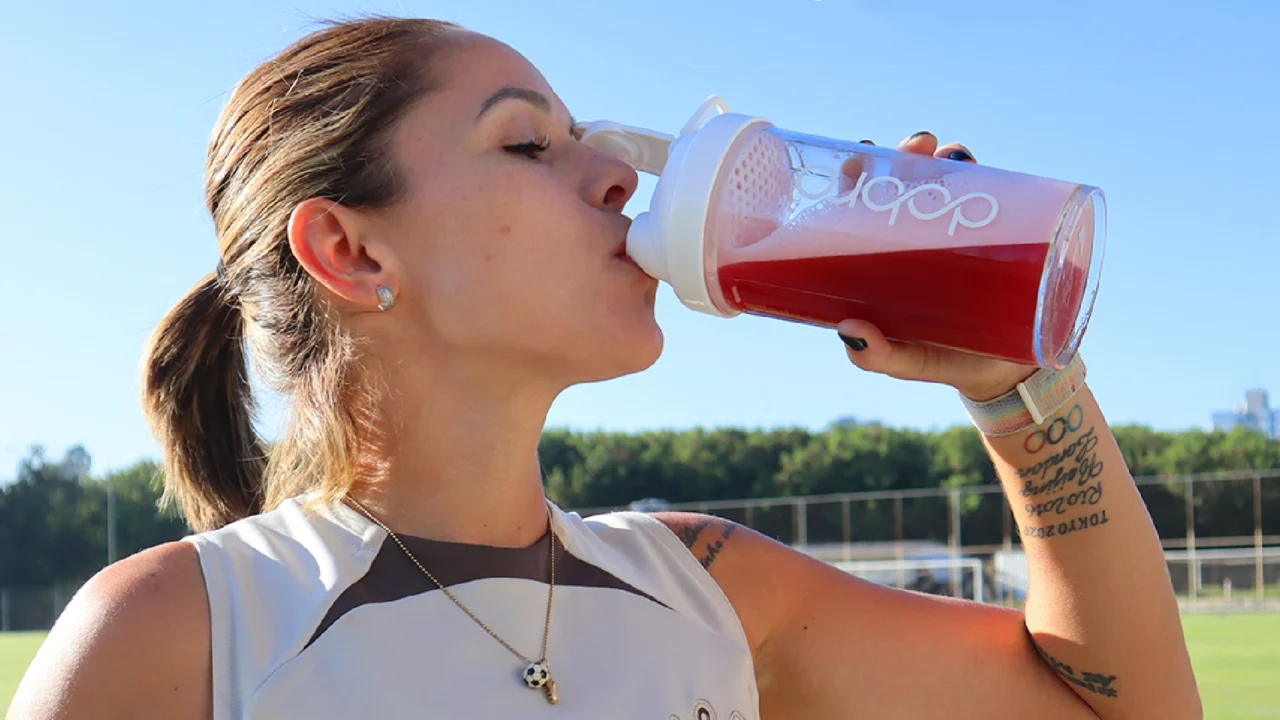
[
  {"xmin": 141, "ymin": 17, "xmax": 464, "ymax": 528},
  {"xmin": 142, "ymin": 272, "xmax": 266, "ymax": 532}
]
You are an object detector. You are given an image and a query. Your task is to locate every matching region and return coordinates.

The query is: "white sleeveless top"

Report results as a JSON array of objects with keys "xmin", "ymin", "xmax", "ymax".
[{"xmin": 185, "ymin": 493, "xmax": 760, "ymax": 719}]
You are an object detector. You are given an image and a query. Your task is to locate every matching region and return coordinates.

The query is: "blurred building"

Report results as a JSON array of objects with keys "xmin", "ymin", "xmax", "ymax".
[{"xmin": 1213, "ymin": 389, "xmax": 1278, "ymax": 440}]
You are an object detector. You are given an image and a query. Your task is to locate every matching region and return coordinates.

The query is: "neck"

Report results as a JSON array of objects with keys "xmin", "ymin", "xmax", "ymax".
[{"xmin": 350, "ymin": 353, "xmax": 561, "ymax": 548}]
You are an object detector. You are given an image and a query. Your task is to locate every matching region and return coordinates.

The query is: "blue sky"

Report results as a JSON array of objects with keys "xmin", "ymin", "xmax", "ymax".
[{"xmin": 1, "ymin": 0, "xmax": 1276, "ymax": 478}]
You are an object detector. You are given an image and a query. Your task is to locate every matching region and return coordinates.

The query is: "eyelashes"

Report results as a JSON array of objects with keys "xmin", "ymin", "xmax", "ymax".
[{"xmin": 503, "ymin": 134, "xmax": 551, "ymax": 160}]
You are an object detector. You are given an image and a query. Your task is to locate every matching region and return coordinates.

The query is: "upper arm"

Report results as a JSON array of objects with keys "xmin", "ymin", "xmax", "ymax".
[
  {"xmin": 8, "ymin": 541, "xmax": 213, "ymax": 720},
  {"xmin": 655, "ymin": 512, "xmax": 1097, "ymax": 720}
]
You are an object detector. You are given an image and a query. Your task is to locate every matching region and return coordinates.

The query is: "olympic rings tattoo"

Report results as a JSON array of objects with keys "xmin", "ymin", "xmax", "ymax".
[{"xmin": 1024, "ymin": 404, "xmax": 1085, "ymax": 454}]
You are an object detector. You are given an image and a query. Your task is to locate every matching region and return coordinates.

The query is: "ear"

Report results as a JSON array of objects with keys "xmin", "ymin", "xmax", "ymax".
[{"xmin": 287, "ymin": 198, "xmax": 393, "ymax": 310}]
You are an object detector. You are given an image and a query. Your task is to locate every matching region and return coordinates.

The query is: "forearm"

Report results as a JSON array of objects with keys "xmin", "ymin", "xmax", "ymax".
[{"xmin": 984, "ymin": 386, "xmax": 1201, "ymax": 718}]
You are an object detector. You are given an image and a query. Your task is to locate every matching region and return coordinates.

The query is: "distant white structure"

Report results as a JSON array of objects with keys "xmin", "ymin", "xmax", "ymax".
[
  {"xmin": 1212, "ymin": 389, "xmax": 1278, "ymax": 440},
  {"xmin": 627, "ymin": 497, "xmax": 671, "ymax": 513}
]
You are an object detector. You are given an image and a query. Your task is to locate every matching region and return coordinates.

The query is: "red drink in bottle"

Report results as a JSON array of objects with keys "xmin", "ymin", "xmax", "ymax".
[{"xmin": 578, "ymin": 97, "xmax": 1105, "ymax": 368}]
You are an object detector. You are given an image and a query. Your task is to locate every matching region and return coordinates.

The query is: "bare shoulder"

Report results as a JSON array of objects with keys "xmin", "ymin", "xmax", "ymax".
[
  {"xmin": 8, "ymin": 541, "xmax": 212, "ymax": 720},
  {"xmin": 651, "ymin": 511, "xmax": 749, "ymax": 571},
  {"xmin": 651, "ymin": 512, "xmax": 810, "ymax": 650},
  {"xmin": 651, "ymin": 510, "xmax": 823, "ymax": 579}
]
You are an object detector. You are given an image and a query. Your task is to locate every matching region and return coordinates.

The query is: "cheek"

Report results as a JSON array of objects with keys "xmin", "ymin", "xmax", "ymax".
[
  {"xmin": 406, "ymin": 170, "xmax": 599, "ymax": 336},
  {"xmin": 474, "ymin": 171, "xmax": 597, "ymax": 288}
]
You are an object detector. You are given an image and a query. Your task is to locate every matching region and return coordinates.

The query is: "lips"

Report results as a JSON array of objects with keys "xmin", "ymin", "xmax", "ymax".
[
  {"xmin": 612, "ymin": 233, "xmax": 646, "ymax": 274},
  {"xmin": 608, "ymin": 218, "xmax": 652, "ymax": 279},
  {"xmin": 614, "ymin": 219, "xmax": 631, "ymax": 257}
]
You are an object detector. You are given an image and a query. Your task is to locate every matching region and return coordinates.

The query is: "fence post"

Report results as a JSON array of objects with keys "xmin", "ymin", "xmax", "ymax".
[
  {"xmin": 894, "ymin": 495, "xmax": 905, "ymax": 589},
  {"xmin": 948, "ymin": 489, "xmax": 961, "ymax": 598},
  {"xmin": 1185, "ymin": 475, "xmax": 1197, "ymax": 605},
  {"xmin": 794, "ymin": 498, "xmax": 808, "ymax": 546},
  {"xmin": 840, "ymin": 499, "xmax": 852, "ymax": 562},
  {"xmin": 1255, "ymin": 473, "xmax": 1265, "ymax": 606}
]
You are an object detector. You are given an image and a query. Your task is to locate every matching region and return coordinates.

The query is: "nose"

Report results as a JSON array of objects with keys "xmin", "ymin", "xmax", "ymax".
[{"xmin": 585, "ymin": 151, "xmax": 639, "ymax": 213}]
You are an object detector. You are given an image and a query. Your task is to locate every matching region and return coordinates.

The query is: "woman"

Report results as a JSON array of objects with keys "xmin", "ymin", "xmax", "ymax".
[{"xmin": 11, "ymin": 17, "xmax": 1200, "ymax": 720}]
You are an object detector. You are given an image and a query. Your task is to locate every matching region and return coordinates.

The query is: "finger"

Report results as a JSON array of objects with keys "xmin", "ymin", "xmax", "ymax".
[
  {"xmin": 934, "ymin": 142, "xmax": 977, "ymax": 164},
  {"xmin": 897, "ymin": 131, "xmax": 938, "ymax": 156},
  {"xmin": 836, "ymin": 318, "xmax": 948, "ymax": 385},
  {"xmin": 839, "ymin": 139, "xmax": 879, "ymax": 193}
]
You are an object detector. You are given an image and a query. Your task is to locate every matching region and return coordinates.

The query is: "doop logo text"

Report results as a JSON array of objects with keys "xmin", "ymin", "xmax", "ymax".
[{"xmin": 800, "ymin": 167, "xmax": 1000, "ymax": 236}]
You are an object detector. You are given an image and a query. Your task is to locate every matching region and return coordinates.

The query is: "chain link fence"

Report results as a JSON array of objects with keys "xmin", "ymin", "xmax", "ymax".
[
  {"xmin": 0, "ymin": 584, "xmax": 81, "ymax": 632},
  {"xmin": 585, "ymin": 469, "xmax": 1280, "ymax": 611},
  {"xmin": 5, "ymin": 470, "xmax": 1279, "ymax": 631}
]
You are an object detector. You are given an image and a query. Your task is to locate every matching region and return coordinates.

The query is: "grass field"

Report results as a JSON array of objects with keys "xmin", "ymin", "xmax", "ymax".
[
  {"xmin": 1182, "ymin": 613, "xmax": 1280, "ymax": 719},
  {"xmin": 2, "ymin": 614, "xmax": 1278, "ymax": 716},
  {"xmin": 1, "ymin": 632, "xmax": 45, "ymax": 716}
]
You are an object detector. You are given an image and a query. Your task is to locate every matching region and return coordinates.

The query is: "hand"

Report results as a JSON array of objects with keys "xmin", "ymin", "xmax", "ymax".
[{"xmin": 836, "ymin": 132, "xmax": 1036, "ymax": 402}]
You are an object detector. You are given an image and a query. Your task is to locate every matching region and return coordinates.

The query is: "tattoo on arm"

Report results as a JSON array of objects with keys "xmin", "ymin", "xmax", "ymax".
[
  {"xmin": 1035, "ymin": 644, "xmax": 1120, "ymax": 698},
  {"xmin": 668, "ymin": 515, "xmax": 738, "ymax": 571},
  {"xmin": 1020, "ymin": 510, "xmax": 1109, "ymax": 539},
  {"xmin": 1011, "ymin": 403, "xmax": 1111, "ymax": 538},
  {"xmin": 675, "ymin": 517, "xmax": 714, "ymax": 549},
  {"xmin": 698, "ymin": 521, "xmax": 737, "ymax": 570},
  {"xmin": 1021, "ymin": 404, "xmax": 1085, "ymax": 455}
]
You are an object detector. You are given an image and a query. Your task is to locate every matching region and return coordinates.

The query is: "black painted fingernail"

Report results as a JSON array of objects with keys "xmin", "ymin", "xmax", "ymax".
[
  {"xmin": 859, "ymin": 139, "xmax": 875, "ymax": 145},
  {"xmin": 839, "ymin": 334, "xmax": 868, "ymax": 352},
  {"xmin": 948, "ymin": 149, "xmax": 974, "ymax": 162},
  {"xmin": 910, "ymin": 130, "xmax": 933, "ymax": 139}
]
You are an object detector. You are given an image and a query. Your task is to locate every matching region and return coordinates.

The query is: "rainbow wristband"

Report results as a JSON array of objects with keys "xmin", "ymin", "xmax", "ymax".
[{"xmin": 960, "ymin": 354, "xmax": 1087, "ymax": 437}]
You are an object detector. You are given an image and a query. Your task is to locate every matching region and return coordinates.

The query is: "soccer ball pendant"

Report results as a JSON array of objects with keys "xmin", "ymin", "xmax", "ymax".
[
  {"xmin": 523, "ymin": 662, "xmax": 558, "ymax": 704},
  {"xmin": 523, "ymin": 661, "xmax": 550, "ymax": 689}
]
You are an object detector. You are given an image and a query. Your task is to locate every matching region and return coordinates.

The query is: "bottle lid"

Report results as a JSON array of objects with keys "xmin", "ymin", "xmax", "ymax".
[
  {"xmin": 577, "ymin": 97, "xmax": 770, "ymax": 317},
  {"xmin": 574, "ymin": 120, "xmax": 674, "ymax": 176}
]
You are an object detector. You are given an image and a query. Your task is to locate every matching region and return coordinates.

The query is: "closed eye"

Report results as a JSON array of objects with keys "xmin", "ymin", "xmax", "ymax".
[{"xmin": 504, "ymin": 135, "xmax": 551, "ymax": 159}]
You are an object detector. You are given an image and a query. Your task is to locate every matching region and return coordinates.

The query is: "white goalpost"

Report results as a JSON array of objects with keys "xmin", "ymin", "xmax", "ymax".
[{"xmin": 830, "ymin": 557, "xmax": 986, "ymax": 603}]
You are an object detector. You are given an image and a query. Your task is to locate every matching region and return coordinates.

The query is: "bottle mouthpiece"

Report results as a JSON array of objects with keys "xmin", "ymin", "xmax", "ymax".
[{"xmin": 625, "ymin": 212, "xmax": 667, "ymax": 281}]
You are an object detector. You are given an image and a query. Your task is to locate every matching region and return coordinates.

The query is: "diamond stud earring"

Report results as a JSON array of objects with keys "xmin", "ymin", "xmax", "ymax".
[{"xmin": 376, "ymin": 286, "xmax": 396, "ymax": 311}]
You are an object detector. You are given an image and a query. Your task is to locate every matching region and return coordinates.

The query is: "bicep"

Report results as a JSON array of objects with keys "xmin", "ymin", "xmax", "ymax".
[
  {"xmin": 761, "ymin": 568, "xmax": 1096, "ymax": 718},
  {"xmin": 751, "ymin": 545, "xmax": 1098, "ymax": 720},
  {"xmin": 7, "ymin": 542, "xmax": 212, "ymax": 720},
  {"xmin": 655, "ymin": 514, "xmax": 1096, "ymax": 720}
]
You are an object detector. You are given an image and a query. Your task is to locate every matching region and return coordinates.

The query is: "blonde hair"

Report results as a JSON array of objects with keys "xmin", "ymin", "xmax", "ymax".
[{"xmin": 142, "ymin": 17, "xmax": 459, "ymax": 532}]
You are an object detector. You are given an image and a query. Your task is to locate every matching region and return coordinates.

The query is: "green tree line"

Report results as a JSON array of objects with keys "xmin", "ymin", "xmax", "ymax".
[{"xmin": 3, "ymin": 424, "xmax": 1279, "ymax": 595}]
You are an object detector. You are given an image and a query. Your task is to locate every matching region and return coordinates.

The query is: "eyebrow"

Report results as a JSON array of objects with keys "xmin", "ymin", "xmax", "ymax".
[
  {"xmin": 477, "ymin": 87, "xmax": 551, "ymax": 120},
  {"xmin": 476, "ymin": 86, "xmax": 577, "ymax": 134}
]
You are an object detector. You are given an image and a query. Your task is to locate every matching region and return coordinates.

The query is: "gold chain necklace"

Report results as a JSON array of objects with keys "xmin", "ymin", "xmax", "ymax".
[{"xmin": 346, "ymin": 498, "xmax": 559, "ymax": 705}]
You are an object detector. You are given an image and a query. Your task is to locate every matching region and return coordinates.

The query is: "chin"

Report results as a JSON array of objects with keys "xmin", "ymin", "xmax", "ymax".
[
  {"xmin": 629, "ymin": 323, "xmax": 665, "ymax": 373},
  {"xmin": 580, "ymin": 321, "xmax": 664, "ymax": 385},
  {"xmin": 617, "ymin": 322, "xmax": 665, "ymax": 376}
]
